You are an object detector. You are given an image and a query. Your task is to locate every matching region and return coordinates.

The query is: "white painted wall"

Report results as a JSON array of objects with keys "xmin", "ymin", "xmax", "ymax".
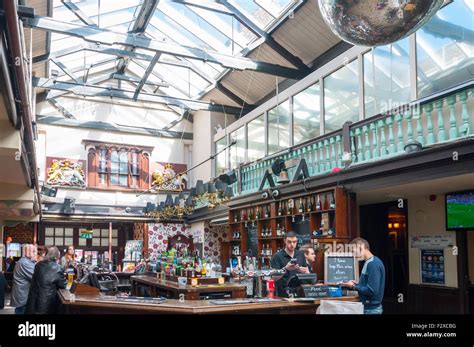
[
  {"xmin": 191, "ymin": 110, "xmax": 232, "ymax": 186},
  {"xmin": 36, "ymin": 98, "xmax": 193, "ymax": 208},
  {"xmin": 408, "ymin": 196, "xmax": 458, "ymax": 288}
]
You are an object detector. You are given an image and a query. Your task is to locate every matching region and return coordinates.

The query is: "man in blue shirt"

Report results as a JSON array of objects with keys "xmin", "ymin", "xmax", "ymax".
[{"xmin": 342, "ymin": 238, "xmax": 385, "ymax": 314}]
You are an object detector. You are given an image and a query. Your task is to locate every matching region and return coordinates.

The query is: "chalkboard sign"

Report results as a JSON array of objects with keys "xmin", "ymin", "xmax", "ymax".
[
  {"xmin": 246, "ymin": 225, "xmax": 258, "ymax": 258},
  {"xmin": 324, "ymin": 252, "xmax": 359, "ymax": 284}
]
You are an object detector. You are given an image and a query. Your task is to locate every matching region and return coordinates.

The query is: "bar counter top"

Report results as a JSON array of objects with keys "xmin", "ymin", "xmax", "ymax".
[{"xmin": 58, "ymin": 289, "xmax": 359, "ymax": 314}]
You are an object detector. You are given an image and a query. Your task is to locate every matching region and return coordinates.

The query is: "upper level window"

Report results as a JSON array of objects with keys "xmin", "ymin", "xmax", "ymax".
[
  {"xmin": 84, "ymin": 140, "xmax": 152, "ymax": 191},
  {"xmin": 324, "ymin": 60, "xmax": 359, "ymax": 133},
  {"xmin": 416, "ymin": 0, "xmax": 474, "ymax": 97}
]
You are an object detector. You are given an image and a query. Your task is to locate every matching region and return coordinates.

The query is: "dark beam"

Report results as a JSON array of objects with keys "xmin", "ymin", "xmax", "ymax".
[
  {"xmin": 24, "ymin": 15, "xmax": 306, "ymax": 79},
  {"xmin": 47, "ymin": 99, "xmax": 75, "ymax": 119},
  {"xmin": 134, "ymin": 53, "xmax": 161, "ymax": 99},
  {"xmin": 112, "ymin": 73, "xmax": 169, "ymax": 87},
  {"xmin": 217, "ymin": 0, "xmax": 309, "ymax": 72},
  {"xmin": 61, "ymin": 0, "xmax": 96, "ymax": 26},
  {"xmin": 215, "ymin": 82, "xmax": 250, "ymax": 109},
  {"xmin": 32, "ymin": 77, "xmax": 249, "ymax": 115},
  {"xmin": 170, "ymin": 0, "xmax": 233, "ymax": 15},
  {"xmin": 50, "ymin": 57, "xmax": 81, "ymax": 83},
  {"xmin": 129, "ymin": 0, "xmax": 159, "ymax": 33},
  {"xmin": 36, "ymin": 115, "xmax": 193, "ymax": 140},
  {"xmin": 117, "ymin": 0, "xmax": 159, "ymax": 73}
]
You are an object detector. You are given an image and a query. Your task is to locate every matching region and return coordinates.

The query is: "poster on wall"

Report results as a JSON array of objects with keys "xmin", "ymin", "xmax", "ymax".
[
  {"xmin": 411, "ymin": 235, "xmax": 455, "ymax": 249},
  {"xmin": 420, "ymin": 249, "xmax": 445, "ymax": 285},
  {"xmin": 124, "ymin": 240, "xmax": 143, "ymax": 260}
]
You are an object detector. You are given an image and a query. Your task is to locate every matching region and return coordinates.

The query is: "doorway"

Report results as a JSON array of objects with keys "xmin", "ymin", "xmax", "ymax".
[{"xmin": 359, "ymin": 201, "xmax": 409, "ymax": 314}]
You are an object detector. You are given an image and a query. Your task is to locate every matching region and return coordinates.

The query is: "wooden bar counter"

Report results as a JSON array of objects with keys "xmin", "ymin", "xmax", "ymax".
[
  {"xmin": 58, "ymin": 289, "xmax": 359, "ymax": 314},
  {"xmin": 130, "ymin": 275, "xmax": 247, "ymax": 300}
]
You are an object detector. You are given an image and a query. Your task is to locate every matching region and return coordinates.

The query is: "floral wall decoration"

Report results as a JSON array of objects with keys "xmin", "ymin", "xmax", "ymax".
[
  {"xmin": 203, "ymin": 224, "xmax": 228, "ymax": 261},
  {"xmin": 45, "ymin": 157, "xmax": 86, "ymax": 187},
  {"xmin": 147, "ymin": 223, "xmax": 191, "ymax": 260}
]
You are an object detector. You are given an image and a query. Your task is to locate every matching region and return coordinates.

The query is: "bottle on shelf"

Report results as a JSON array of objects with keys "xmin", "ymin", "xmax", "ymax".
[
  {"xmin": 287, "ymin": 200, "xmax": 292, "ymax": 215},
  {"xmin": 281, "ymin": 225, "xmax": 286, "ymax": 237},
  {"xmin": 249, "ymin": 208, "xmax": 254, "ymax": 221},
  {"xmin": 316, "ymin": 195, "xmax": 322, "ymax": 211},
  {"xmin": 276, "ymin": 224, "xmax": 281, "ymax": 237},
  {"xmin": 234, "ymin": 212, "xmax": 238, "ymax": 223},
  {"xmin": 256, "ymin": 207, "xmax": 261, "ymax": 219},
  {"xmin": 307, "ymin": 197, "xmax": 313, "ymax": 213},
  {"xmin": 278, "ymin": 203, "xmax": 282, "ymax": 216},
  {"xmin": 330, "ymin": 193, "xmax": 336, "ymax": 209},
  {"xmin": 264, "ymin": 206, "xmax": 270, "ymax": 219},
  {"xmin": 298, "ymin": 198, "xmax": 304, "ymax": 214}
]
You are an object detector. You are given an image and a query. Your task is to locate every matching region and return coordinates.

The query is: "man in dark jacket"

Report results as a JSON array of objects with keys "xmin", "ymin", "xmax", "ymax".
[
  {"xmin": 26, "ymin": 247, "xmax": 66, "ymax": 314},
  {"xmin": 11, "ymin": 244, "xmax": 37, "ymax": 314},
  {"xmin": 0, "ymin": 271, "xmax": 7, "ymax": 309}
]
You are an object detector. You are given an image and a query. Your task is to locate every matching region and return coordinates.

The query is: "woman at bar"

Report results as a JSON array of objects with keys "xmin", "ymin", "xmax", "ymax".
[
  {"xmin": 61, "ymin": 245, "xmax": 76, "ymax": 271},
  {"xmin": 300, "ymin": 244, "xmax": 316, "ymax": 273}
]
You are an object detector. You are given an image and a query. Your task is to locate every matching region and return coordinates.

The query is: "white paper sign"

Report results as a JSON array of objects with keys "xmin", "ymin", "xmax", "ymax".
[
  {"xmin": 319, "ymin": 300, "xmax": 363, "ymax": 314},
  {"xmin": 410, "ymin": 235, "xmax": 455, "ymax": 249}
]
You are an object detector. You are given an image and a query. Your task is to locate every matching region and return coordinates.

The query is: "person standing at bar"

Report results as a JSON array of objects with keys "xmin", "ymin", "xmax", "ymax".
[
  {"xmin": 270, "ymin": 231, "xmax": 309, "ymax": 297},
  {"xmin": 300, "ymin": 244, "xmax": 316, "ymax": 273},
  {"xmin": 26, "ymin": 247, "xmax": 66, "ymax": 314},
  {"xmin": 341, "ymin": 237, "xmax": 385, "ymax": 314},
  {"xmin": 11, "ymin": 244, "xmax": 37, "ymax": 314},
  {"xmin": 61, "ymin": 245, "xmax": 76, "ymax": 271}
]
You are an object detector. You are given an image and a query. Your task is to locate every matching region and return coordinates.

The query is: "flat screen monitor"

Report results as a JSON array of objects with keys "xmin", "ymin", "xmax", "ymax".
[{"xmin": 446, "ymin": 190, "xmax": 474, "ymax": 230}]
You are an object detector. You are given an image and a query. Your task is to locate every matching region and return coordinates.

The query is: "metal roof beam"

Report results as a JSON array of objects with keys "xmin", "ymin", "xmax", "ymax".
[
  {"xmin": 47, "ymin": 98, "xmax": 75, "ymax": 118},
  {"xmin": 61, "ymin": 0, "xmax": 97, "ymax": 27},
  {"xmin": 170, "ymin": 0, "xmax": 233, "ymax": 15},
  {"xmin": 32, "ymin": 77, "xmax": 250, "ymax": 115},
  {"xmin": 216, "ymin": 0, "xmax": 309, "ymax": 72},
  {"xmin": 133, "ymin": 53, "xmax": 161, "ymax": 99},
  {"xmin": 24, "ymin": 15, "xmax": 306, "ymax": 79}
]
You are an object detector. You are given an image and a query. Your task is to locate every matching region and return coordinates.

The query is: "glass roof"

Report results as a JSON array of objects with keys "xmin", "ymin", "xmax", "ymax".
[{"xmin": 49, "ymin": 0, "xmax": 300, "ymax": 107}]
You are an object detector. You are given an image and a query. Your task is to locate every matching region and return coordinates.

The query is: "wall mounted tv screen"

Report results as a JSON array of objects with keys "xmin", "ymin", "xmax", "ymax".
[{"xmin": 446, "ymin": 190, "xmax": 474, "ymax": 230}]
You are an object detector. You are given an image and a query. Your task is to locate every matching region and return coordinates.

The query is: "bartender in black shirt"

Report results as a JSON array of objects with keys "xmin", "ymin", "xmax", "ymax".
[{"xmin": 270, "ymin": 231, "xmax": 309, "ymax": 297}]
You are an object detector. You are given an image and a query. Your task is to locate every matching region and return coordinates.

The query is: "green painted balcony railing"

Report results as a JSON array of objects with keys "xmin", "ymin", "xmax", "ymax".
[{"xmin": 236, "ymin": 82, "xmax": 473, "ymax": 196}]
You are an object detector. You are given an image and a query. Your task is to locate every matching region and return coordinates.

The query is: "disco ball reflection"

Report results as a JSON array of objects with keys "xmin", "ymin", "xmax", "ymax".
[{"xmin": 318, "ymin": 0, "xmax": 444, "ymax": 46}]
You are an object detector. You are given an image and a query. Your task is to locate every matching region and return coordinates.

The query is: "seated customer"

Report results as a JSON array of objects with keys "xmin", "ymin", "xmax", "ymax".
[
  {"xmin": 26, "ymin": 247, "xmax": 66, "ymax": 314},
  {"xmin": 270, "ymin": 231, "xmax": 309, "ymax": 297}
]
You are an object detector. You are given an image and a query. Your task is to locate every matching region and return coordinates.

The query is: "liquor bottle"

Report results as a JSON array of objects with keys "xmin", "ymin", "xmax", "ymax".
[
  {"xmin": 307, "ymin": 197, "xmax": 312, "ymax": 213},
  {"xmin": 287, "ymin": 200, "xmax": 292, "ymax": 215},
  {"xmin": 316, "ymin": 195, "xmax": 321, "ymax": 211},
  {"xmin": 276, "ymin": 224, "xmax": 281, "ymax": 237},
  {"xmin": 281, "ymin": 225, "xmax": 286, "ymax": 237},
  {"xmin": 256, "ymin": 207, "xmax": 261, "ymax": 219},
  {"xmin": 249, "ymin": 209, "xmax": 253, "ymax": 221},
  {"xmin": 330, "ymin": 193, "xmax": 336, "ymax": 209},
  {"xmin": 264, "ymin": 206, "xmax": 270, "ymax": 219},
  {"xmin": 242, "ymin": 209, "xmax": 247, "ymax": 221},
  {"xmin": 278, "ymin": 203, "xmax": 282, "ymax": 216},
  {"xmin": 298, "ymin": 198, "xmax": 304, "ymax": 214}
]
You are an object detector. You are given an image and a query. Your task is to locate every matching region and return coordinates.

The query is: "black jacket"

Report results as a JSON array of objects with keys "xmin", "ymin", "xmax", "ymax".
[{"xmin": 25, "ymin": 260, "xmax": 66, "ymax": 314}]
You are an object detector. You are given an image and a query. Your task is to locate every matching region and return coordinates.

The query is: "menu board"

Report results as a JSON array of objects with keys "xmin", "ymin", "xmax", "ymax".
[
  {"xmin": 421, "ymin": 249, "xmax": 445, "ymax": 285},
  {"xmin": 324, "ymin": 253, "xmax": 358, "ymax": 284},
  {"xmin": 246, "ymin": 225, "xmax": 258, "ymax": 258}
]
